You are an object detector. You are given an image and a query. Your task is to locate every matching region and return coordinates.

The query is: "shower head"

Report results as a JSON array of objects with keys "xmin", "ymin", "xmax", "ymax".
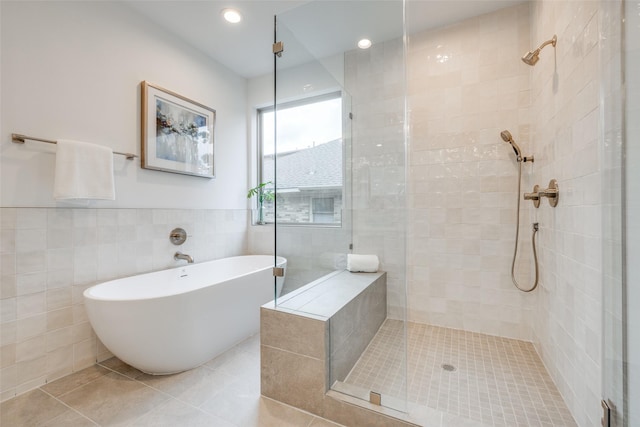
[
  {"xmin": 500, "ymin": 130, "xmax": 523, "ymax": 162},
  {"xmin": 522, "ymin": 35, "xmax": 557, "ymax": 66},
  {"xmin": 521, "ymin": 50, "xmax": 541, "ymax": 66}
]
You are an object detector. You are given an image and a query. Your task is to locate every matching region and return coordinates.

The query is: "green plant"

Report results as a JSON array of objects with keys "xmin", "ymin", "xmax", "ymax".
[
  {"xmin": 247, "ymin": 181, "xmax": 274, "ymax": 224},
  {"xmin": 247, "ymin": 181, "xmax": 274, "ymax": 204}
]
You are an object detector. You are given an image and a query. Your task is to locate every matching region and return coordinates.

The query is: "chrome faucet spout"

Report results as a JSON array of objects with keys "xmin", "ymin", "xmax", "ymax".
[{"xmin": 174, "ymin": 251, "xmax": 194, "ymax": 264}]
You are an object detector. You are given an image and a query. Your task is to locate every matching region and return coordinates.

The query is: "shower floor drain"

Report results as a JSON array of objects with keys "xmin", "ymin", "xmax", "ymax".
[{"xmin": 441, "ymin": 363, "xmax": 456, "ymax": 372}]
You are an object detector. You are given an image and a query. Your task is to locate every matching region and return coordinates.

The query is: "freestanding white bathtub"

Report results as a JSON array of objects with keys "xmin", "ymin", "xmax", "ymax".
[{"xmin": 84, "ymin": 255, "xmax": 286, "ymax": 375}]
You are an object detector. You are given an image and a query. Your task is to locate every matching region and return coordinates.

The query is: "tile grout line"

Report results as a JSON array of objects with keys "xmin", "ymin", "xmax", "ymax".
[
  {"xmin": 343, "ymin": 320, "xmax": 577, "ymax": 426},
  {"xmin": 97, "ymin": 360, "xmax": 223, "ymax": 421},
  {"xmin": 38, "ymin": 387, "xmax": 100, "ymax": 426}
]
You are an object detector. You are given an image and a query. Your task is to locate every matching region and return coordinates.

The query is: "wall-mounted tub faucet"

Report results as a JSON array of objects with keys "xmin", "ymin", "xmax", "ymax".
[{"xmin": 174, "ymin": 251, "xmax": 194, "ymax": 263}]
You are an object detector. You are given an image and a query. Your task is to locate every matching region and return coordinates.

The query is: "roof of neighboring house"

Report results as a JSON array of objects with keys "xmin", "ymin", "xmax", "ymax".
[{"xmin": 262, "ymin": 139, "xmax": 342, "ymax": 190}]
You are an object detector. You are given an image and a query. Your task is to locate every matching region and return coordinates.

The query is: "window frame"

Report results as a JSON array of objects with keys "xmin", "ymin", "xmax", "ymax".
[{"xmin": 256, "ymin": 91, "xmax": 344, "ymax": 227}]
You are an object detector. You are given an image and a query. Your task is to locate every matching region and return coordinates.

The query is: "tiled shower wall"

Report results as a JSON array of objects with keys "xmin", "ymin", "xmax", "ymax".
[
  {"xmin": 406, "ymin": 3, "xmax": 534, "ymax": 340},
  {"xmin": 369, "ymin": 1, "xmax": 601, "ymax": 425},
  {"xmin": 345, "ymin": 36, "xmax": 408, "ymax": 320},
  {"xmin": 529, "ymin": 1, "xmax": 602, "ymax": 426},
  {"xmin": 0, "ymin": 207, "xmax": 248, "ymax": 402}
]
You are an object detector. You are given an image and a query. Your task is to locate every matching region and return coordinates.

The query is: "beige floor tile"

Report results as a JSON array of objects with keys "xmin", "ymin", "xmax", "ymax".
[
  {"xmin": 251, "ymin": 397, "xmax": 318, "ymax": 427},
  {"xmin": 6, "ymin": 322, "xmax": 566, "ymax": 427},
  {"xmin": 57, "ymin": 372, "xmax": 170, "ymax": 426},
  {"xmin": 41, "ymin": 364, "xmax": 110, "ymax": 397},
  {"xmin": 206, "ymin": 347, "xmax": 260, "ymax": 378},
  {"xmin": 308, "ymin": 417, "xmax": 346, "ymax": 427},
  {"xmin": 127, "ymin": 397, "xmax": 235, "ymax": 427},
  {"xmin": 199, "ymin": 380, "xmax": 261, "ymax": 425},
  {"xmin": 201, "ymin": 374, "xmax": 321, "ymax": 426},
  {"xmin": 40, "ymin": 409, "xmax": 98, "ymax": 426},
  {"xmin": 234, "ymin": 333, "xmax": 260, "ymax": 355},
  {"xmin": 99, "ymin": 357, "xmax": 144, "ymax": 380},
  {"xmin": 137, "ymin": 365, "xmax": 234, "ymax": 407},
  {"xmin": 3, "ymin": 334, "xmax": 349, "ymax": 427},
  {"xmin": 344, "ymin": 320, "xmax": 577, "ymax": 427},
  {"xmin": 204, "ymin": 346, "xmax": 245, "ymax": 371},
  {"xmin": 0, "ymin": 389, "xmax": 69, "ymax": 426}
]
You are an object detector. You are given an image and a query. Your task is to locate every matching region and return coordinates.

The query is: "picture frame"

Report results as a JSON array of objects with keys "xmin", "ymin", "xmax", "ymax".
[{"xmin": 141, "ymin": 81, "xmax": 216, "ymax": 178}]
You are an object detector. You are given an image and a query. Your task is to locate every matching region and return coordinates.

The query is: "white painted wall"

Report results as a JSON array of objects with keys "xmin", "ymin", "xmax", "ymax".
[{"xmin": 1, "ymin": 1, "xmax": 247, "ymax": 209}]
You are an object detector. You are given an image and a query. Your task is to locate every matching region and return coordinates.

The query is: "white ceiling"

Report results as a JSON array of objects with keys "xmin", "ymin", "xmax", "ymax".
[{"xmin": 124, "ymin": 0, "xmax": 525, "ymax": 79}]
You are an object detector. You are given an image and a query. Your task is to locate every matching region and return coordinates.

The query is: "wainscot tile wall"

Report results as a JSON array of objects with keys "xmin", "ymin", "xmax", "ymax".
[{"xmin": 0, "ymin": 207, "xmax": 248, "ymax": 402}]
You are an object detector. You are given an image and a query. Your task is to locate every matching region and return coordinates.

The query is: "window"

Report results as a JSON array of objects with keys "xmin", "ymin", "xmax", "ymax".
[
  {"xmin": 257, "ymin": 92, "xmax": 343, "ymax": 225},
  {"xmin": 312, "ymin": 198, "xmax": 335, "ymax": 223}
]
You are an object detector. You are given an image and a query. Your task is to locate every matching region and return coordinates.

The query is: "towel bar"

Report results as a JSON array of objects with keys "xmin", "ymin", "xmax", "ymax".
[{"xmin": 11, "ymin": 133, "xmax": 138, "ymax": 160}]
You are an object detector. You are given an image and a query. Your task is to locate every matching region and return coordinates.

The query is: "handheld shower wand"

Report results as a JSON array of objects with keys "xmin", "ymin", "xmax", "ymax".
[
  {"xmin": 500, "ymin": 130, "xmax": 538, "ymax": 293},
  {"xmin": 500, "ymin": 130, "xmax": 533, "ymax": 163},
  {"xmin": 500, "ymin": 130, "xmax": 522, "ymax": 161}
]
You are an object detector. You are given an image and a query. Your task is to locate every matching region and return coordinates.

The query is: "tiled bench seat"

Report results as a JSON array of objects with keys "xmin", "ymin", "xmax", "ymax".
[{"xmin": 260, "ymin": 270, "xmax": 418, "ymax": 426}]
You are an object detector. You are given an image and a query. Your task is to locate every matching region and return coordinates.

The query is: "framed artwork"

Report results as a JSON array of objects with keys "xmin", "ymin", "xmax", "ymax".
[{"xmin": 141, "ymin": 81, "xmax": 216, "ymax": 178}]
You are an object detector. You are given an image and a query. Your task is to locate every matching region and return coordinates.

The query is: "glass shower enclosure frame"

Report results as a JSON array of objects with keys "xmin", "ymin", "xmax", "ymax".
[{"xmin": 270, "ymin": 1, "xmax": 409, "ymax": 413}]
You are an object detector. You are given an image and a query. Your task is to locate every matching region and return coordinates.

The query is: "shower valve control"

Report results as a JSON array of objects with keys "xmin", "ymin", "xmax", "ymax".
[
  {"xmin": 524, "ymin": 179, "xmax": 559, "ymax": 208},
  {"xmin": 524, "ymin": 185, "xmax": 541, "ymax": 208},
  {"xmin": 170, "ymin": 228, "xmax": 187, "ymax": 245}
]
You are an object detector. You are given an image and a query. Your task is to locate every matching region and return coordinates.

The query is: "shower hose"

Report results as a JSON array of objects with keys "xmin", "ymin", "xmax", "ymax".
[{"xmin": 511, "ymin": 161, "xmax": 539, "ymax": 292}]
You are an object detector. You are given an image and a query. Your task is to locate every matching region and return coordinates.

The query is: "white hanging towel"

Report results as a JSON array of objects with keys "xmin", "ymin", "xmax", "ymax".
[
  {"xmin": 53, "ymin": 139, "xmax": 115, "ymax": 200},
  {"xmin": 347, "ymin": 254, "xmax": 379, "ymax": 273}
]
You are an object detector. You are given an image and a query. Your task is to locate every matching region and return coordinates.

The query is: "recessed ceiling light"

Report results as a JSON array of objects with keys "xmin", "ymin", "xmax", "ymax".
[
  {"xmin": 221, "ymin": 8, "xmax": 242, "ymax": 24},
  {"xmin": 358, "ymin": 39, "xmax": 372, "ymax": 49}
]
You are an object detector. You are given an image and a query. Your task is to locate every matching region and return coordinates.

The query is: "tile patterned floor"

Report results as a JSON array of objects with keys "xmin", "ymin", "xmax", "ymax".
[
  {"xmin": 1, "ymin": 322, "xmax": 579, "ymax": 427},
  {"xmin": 344, "ymin": 320, "xmax": 578, "ymax": 427},
  {"xmin": 0, "ymin": 334, "xmax": 343, "ymax": 427}
]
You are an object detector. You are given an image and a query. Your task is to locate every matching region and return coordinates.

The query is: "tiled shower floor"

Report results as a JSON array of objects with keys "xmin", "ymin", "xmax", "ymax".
[{"xmin": 343, "ymin": 320, "xmax": 578, "ymax": 427}]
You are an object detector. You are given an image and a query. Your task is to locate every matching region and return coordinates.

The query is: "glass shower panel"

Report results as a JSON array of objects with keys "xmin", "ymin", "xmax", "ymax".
[
  {"xmin": 274, "ymin": 0, "xmax": 408, "ymax": 413},
  {"xmin": 623, "ymin": 0, "xmax": 640, "ymax": 425},
  {"xmin": 271, "ymin": 19, "xmax": 353, "ymax": 300},
  {"xmin": 600, "ymin": 0, "xmax": 625, "ymax": 425}
]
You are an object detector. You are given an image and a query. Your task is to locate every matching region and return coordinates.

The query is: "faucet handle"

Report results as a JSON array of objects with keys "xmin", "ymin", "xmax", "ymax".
[
  {"xmin": 170, "ymin": 228, "xmax": 187, "ymax": 245},
  {"xmin": 539, "ymin": 179, "xmax": 559, "ymax": 207},
  {"xmin": 523, "ymin": 180, "xmax": 559, "ymax": 208},
  {"xmin": 524, "ymin": 184, "xmax": 541, "ymax": 208}
]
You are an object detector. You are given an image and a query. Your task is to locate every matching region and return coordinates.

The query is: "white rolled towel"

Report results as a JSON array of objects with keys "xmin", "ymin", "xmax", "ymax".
[{"xmin": 347, "ymin": 254, "xmax": 379, "ymax": 273}]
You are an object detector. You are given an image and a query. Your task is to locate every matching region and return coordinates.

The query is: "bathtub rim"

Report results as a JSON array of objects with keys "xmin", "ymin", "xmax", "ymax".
[{"xmin": 83, "ymin": 254, "xmax": 286, "ymax": 302}]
